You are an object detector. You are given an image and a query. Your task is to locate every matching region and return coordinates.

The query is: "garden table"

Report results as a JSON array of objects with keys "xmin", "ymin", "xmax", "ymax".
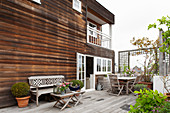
[
  {"xmin": 50, "ymin": 91, "xmax": 85, "ymax": 111},
  {"xmin": 118, "ymin": 77, "xmax": 136, "ymax": 94}
]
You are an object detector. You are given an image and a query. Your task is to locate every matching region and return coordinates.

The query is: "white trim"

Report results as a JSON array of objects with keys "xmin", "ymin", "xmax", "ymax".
[
  {"xmin": 31, "ymin": 0, "xmax": 41, "ymax": 4},
  {"xmin": 77, "ymin": 53, "xmax": 113, "ymax": 90},
  {"xmin": 77, "ymin": 53, "xmax": 86, "ymax": 90},
  {"xmin": 72, "ymin": 0, "xmax": 82, "ymax": 13},
  {"xmin": 95, "ymin": 57, "xmax": 112, "ymax": 74}
]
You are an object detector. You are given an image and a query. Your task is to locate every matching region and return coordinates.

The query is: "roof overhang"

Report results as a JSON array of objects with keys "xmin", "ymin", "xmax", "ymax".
[{"xmin": 87, "ymin": 0, "xmax": 115, "ymax": 25}]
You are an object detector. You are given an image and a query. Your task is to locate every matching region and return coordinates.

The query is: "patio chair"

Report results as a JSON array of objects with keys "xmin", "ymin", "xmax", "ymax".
[
  {"xmin": 128, "ymin": 75, "xmax": 141, "ymax": 94},
  {"xmin": 109, "ymin": 75, "xmax": 124, "ymax": 96}
]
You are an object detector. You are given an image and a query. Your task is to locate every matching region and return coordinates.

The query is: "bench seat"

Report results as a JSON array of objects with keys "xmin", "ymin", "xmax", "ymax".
[{"xmin": 28, "ymin": 75, "xmax": 64, "ymax": 106}]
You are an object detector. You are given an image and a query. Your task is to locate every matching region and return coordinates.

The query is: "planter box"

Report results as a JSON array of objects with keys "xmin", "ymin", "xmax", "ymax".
[{"xmin": 138, "ymin": 82, "xmax": 153, "ymax": 89}]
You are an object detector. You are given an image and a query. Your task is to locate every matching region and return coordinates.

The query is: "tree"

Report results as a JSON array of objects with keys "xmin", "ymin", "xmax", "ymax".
[
  {"xmin": 148, "ymin": 16, "xmax": 170, "ymax": 54},
  {"xmin": 130, "ymin": 37, "xmax": 159, "ymax": 82}
]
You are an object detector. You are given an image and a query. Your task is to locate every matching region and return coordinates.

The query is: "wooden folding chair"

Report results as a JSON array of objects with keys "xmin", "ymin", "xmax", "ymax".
[
  {"xmin": 128, "ymin": 75, "xmax": 141, "ymax": 94},
  {"xmin": 109, "ymin": 74, "xmax": 124, "ymax": 96}
]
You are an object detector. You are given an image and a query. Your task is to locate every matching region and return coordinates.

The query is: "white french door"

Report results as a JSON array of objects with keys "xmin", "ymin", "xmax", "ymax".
[{"xmin": 77, "ymin": 53, "xmax": 86, "ymax": 90}]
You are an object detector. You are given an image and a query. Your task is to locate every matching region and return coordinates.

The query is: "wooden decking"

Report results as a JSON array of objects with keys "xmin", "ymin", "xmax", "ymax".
[{"xmin": 0, "ymin": 90, "xmax": 136, "ymax": 113}]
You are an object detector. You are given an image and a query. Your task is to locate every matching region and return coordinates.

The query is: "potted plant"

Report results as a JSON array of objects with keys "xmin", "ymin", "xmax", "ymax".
[
  {"xmin": 123, "ymin": 68, "xmax": 136, "ymax": 77},
  {"xmin": 134, "ymin": 84, "xmax": 148, "ymax": 91},
  {"xmin": 131, "ymin": 37, "xmax": 160, "ymax": 89},
  {"xmin": 59, "ymin": 83, "xmax": 69, "ymax": 95},
  {"xmin": 11, "ymin": 82, "xmax": 30, "ymax": 108},
  {"xmin": 69, "ymin": 80, "xmax": 84, "ymax": 91}
]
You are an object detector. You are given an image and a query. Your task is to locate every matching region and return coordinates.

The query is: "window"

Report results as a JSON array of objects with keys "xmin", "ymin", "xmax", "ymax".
[
  {"xmin": 31, "ymin": 0, "xmax": 41, "ymax": 4},
  {"xmin": 107, "ymin": 60, "xmax": 111, "ymax": 72},
  {"xmin": 97, "ymin": 59, "xmax": 101, "ymax": 72},
  {"xmin": 73, "ymin": 0, "xmax": 82, "ymax": 13},
  {"xmin": 96, "ymin": 58, "xmax": 112, "ymax": 73},
  {"xmin": 102, "ymin": 59, "xmax": 106, "ymax": 72}
]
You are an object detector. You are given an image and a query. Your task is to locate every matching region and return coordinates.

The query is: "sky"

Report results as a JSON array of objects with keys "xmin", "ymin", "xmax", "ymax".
[{"xmin": 97, "ymin": 0, "xmax": 170, "ymax": 71}]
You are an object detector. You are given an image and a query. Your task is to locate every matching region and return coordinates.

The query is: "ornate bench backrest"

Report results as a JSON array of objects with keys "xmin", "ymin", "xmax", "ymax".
[{"xmin": 28, "ymin": 75, "xmax": 64, "ymax": 87}]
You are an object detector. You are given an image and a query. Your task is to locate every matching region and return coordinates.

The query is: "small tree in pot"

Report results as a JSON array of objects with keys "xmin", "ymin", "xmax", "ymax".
[
  {"xmin": 11, "ymin": 82, "xmax": 30, "ymax": 107},
  {"xmin": 130, "ymin": 37, "xmax": 159, "ymax": 89},
  {"xmin": 69, "ymin": 80, "xmax": 84, "ymax": 91}
]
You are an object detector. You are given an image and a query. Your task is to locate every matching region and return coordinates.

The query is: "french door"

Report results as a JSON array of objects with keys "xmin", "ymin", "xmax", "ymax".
[{"xmin": 77, "ymin": 53, "xmax": 86, "ymax": 90}]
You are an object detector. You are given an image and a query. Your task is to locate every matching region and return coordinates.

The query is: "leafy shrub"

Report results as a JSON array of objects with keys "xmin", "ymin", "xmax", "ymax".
[
  {"xmin": 11, "ymin": 82, "xmax": 30, "ymax": 98},
  {"xmin": 71, "ymin": 80, "xmax": 84, "ymax": 89},
  {"xmin": 129, "ymin": 89, "xmax": 167, "ymax": 113},
  {"xmin": 134, "ymin": 84, "xmax": 147, "ymax": 91},
  {"xmin": 157, "ymin": 101, "xmax": 170, "ymax": 113}
]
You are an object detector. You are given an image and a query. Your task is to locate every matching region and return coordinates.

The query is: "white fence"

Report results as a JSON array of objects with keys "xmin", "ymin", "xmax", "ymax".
[
  {"xmin": 87, "ymin": 25, "xmax": 111, "ymax": 49},
  {"xmin": 153, "ymin": 76, "xmax": 170, "ymax": 94}
]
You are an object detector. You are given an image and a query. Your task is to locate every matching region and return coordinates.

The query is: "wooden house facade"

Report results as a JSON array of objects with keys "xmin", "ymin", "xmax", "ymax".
[{"xmin": 0, "ymin": 0, "xmax": 115, "ymax": 107}]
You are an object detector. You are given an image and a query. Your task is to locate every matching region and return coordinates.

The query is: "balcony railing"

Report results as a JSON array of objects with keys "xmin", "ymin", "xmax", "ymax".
[{"xmin": 87, "ymin": 25, "xmax": 111, "ymax": 49}]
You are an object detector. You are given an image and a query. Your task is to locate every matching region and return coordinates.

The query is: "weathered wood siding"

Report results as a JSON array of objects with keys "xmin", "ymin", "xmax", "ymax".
[{"xmin": 0, "ymin": 0, "xmax": 114, "ymax": 108}]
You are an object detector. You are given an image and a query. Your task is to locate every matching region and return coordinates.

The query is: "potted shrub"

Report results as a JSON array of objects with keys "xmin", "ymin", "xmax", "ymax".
[
  {"xmin": 69, "ymin": 80, "xmax": 84, "ymax": 91},
  {"xmin": 131, "ymin": 37, "xmax": 160, "ymax": 89},
  {"xmin": 134, "ymin": 84, "xmax": 147, "ymax": 91},
  {"xmin": 59, "ymin": 83, "xmax": 69, "ymax": 95},
  {"xmin": 11, "ymin": 82, "xmax": 30, "ymax": 107}
]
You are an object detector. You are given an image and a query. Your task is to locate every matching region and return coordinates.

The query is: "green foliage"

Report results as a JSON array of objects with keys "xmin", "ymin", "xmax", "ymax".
[
  {"xmin": 71, "ymin": 80, "xmax": 84, "ymax": 89},
  {"xmin": 11, "ymin": 82, "xmax": 30, "ymax": 98},
  {"xmin": 148, "ymin": 15, "xmax": 170, "ymax": 54},
  {"xmin": 104, "ymin": 75, "xmax": 107, "ymax": 77},
  {"xmin": 158, "ymin": 101, "xmax": 170, "ymax": 113},
  {"xmin": 134, "ymin": 84, "xmax": 147, "ymax": 91},
  {"xmin": 129, "ymin": 89, "xmax": 167, "ymax": 113}
]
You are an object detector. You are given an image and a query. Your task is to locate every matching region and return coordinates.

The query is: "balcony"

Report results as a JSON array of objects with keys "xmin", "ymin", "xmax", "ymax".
[{"xmin": 87, "ymin": 25, "xmax": 111, "ymax": 49}]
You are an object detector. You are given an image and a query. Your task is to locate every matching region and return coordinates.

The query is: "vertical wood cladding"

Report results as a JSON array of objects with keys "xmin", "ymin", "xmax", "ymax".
[{"xmin": 0, "ymin": 0, "xmax": 114, "ymax": 107}]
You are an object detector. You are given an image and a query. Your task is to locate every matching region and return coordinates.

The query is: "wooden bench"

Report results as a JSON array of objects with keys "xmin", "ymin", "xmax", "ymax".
[{"xmin": 28, "ymin": 75, "xmax": 64, "ymax": 106}]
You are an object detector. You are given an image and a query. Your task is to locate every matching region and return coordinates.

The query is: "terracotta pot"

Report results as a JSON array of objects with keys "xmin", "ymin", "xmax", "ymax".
[
  {"xmin": 164, "ymin": 93, "xmax": 170, "ymax": 97},
  {"xmin": 16, "ymin": 96, "xmax": 30, "ymax": 108},
  {"xmin": 164, "ymin": 93, "xmax": 170, "ymax": 101},
  {"xmin": 76, "ymin": 90, "xmax": 80, "ymax": 96},
  {"xmin": 138, "ymin": 82, "xmax": 153, "ymax": 89}
]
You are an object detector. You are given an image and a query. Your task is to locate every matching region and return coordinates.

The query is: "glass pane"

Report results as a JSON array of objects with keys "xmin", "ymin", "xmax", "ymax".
[
  {"xmin": 82, "ymin": 56, "xmax": 84, "ymax": 63},
  {"xmin": 82, "ymin": 64, "xmax": 84, "ymax": 71},
  {"xmin": 97, "ymin": 59, "xmax": 101, "ymax": 72},
  {"xmin": 79, "ymin": 55, "xmax": 81, "ymax": 63},
  {"xmin": 82, "ymin": 72, "xmax": 84, "ymax": 79},
  {"xmin": 108, "ymin": 60, "xmax": 111, "ymax": 72},
  {"xmin": 103, "ymin": 59, "xmax": 106, "ymax": 72},
  {"xmin": 79, "ymin": 72, "xmax": 81, "ymax": 80},
  {"xmin": 79, "ymin": 63, "xmax": 81, "ymax": 71}
]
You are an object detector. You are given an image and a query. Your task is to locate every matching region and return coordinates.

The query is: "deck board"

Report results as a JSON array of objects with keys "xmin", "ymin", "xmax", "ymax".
[{"xmin": 0, "ymin": 90, "xmax": 136, "ymax": 113}]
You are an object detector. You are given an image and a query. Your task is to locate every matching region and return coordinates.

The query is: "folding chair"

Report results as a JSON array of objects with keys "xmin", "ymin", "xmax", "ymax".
[
  {"xmin": 128, "ymin": 75, "xmax": 141, "ymax": 94},
  {"xmin": 109, "ymin": 74, "xmax": 124, "ymax": 96}
]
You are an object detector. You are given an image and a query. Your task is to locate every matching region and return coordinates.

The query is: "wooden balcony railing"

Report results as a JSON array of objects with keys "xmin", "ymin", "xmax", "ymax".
[{"xmin": 87, "ymin": 25, "xmax": 111, "ymax": 49}]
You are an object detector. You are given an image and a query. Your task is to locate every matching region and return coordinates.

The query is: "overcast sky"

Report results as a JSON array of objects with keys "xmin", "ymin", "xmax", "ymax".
[
  {"xmin": 97, "ymin": 0, "xmax": 170, "ymax": 50},
  {"xmin": 97, "ymin": 0, "xmax": 170, "ymax": 70}
]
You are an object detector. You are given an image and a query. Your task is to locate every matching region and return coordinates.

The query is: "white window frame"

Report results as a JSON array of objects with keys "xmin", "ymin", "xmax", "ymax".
[
  {"xmin": 31, "ymin": 0, "xmax": 41, "ymax": 4},
  {"xmin": 95, "ymin": 57, "xmax": 112, "ymax": 74},
  {"xmin": 73, "ymin": 0, "xmax": 82, "ymax": 13},
  {"xmin": 97, "ymin": 58, "xmax": 101, "ymax": 72},
  {"xmin": 107, "ymin": 60, "xmax": 112, "ymax": 72}
]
